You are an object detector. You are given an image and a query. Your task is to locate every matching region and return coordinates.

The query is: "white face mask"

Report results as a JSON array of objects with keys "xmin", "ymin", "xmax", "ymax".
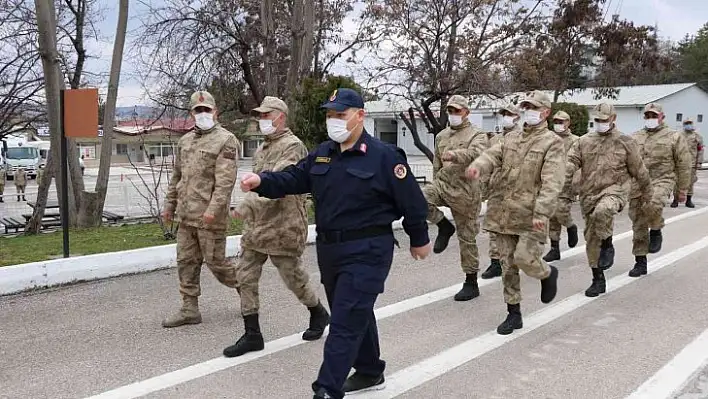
[
  {"xmin": 523, "ymin": 109, "xmax": 543, "ymax": 126},
  {"xmin": 595, "ymin": 122, "xmax": 611, "ymax": 134},
  {"xmin": 258, "ymin": 119, "xmax": 276, "ymax": 135},
  {"xmin": 502, "ymin": 116, "xmax": 516, "ymax": 128},
  {"xmin": 644, "ymin": 118, "xmax": 659, "ymax": 130},
  {"xmin": 326, "ymin": 116, "xmax": 354, "ymax": 143},
  {"xmin": 194, "ymin": 112, "xmax": 215, "ymax": 130},
  {"xmin": 448, "ymin": 115, "xmax": 463, "ymax": 127},
  {"xmin": 553, "ymin": 124, "xmax": 566, "ymax": 133}
]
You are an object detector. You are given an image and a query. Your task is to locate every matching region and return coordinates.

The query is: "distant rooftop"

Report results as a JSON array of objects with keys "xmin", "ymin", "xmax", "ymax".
[{"xmin": 365, "ymin": 83, "xmax": 700, "ymax": 115}]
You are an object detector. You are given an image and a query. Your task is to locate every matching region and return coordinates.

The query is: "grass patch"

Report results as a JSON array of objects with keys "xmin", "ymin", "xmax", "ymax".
[{"xmin": 0, "ymin": 203, "xmax": 315, "ymax": 267}]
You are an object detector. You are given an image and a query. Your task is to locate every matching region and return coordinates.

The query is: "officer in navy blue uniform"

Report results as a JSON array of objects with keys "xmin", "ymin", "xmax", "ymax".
[{"xmin": 239, "ymin": 88, "xmax": 432, "ymax": 399}]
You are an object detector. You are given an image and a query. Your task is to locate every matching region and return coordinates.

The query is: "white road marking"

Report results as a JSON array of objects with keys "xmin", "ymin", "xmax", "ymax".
[
  {"xmin": 625, "ymin": 327, "xmax": 708, "ymax": 399},
  {"xmin": 362, "ymin": 235, "xmax": 708, "ymax": 399},
  {"xmin": 84, "ymin": 207, "xmax": 708, "ymax": 399}
]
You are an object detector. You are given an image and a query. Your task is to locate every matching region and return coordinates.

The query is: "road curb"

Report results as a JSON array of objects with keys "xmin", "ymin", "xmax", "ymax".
[{"xmin": 0, "ymin": 206, "xmax": 477, "ymax": 296}]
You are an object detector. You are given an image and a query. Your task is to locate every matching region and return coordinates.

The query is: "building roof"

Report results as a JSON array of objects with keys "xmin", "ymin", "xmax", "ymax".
[{"xmin": 364, "ymin": 83, "xmax": 700, "ymax": 115}]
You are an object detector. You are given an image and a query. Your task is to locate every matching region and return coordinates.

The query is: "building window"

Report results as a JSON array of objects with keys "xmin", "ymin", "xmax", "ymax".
[
  {"xmin": 116, "ymin": 144, "xmax": 128, "ymax": 155},
  {"xmin": 146, "ymin": 143, "xmax": 176, "ymax": 158},
  {"xmin": 698, "ymin": 115, "xmax": 704, "ymax": 123},
  {"xmin": 78, "ymin": 144, "xmax": 96, "ymax": 159},
  {"xmin": 676, "ymin": 113, "xmax": 683, "ymax": 122}
]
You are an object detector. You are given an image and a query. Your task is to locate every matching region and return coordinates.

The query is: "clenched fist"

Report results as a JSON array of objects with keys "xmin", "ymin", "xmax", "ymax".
[
  {"xmin": 410, "ymin": 242, "xmax": 432, "ymax": 260},
  {"xmin": 466, "ymin": 166, "xmax": 480, "ymax": 180},
  {"xmin": 240, "ymin": 172, "xmax": 261, "ymax": 192}
]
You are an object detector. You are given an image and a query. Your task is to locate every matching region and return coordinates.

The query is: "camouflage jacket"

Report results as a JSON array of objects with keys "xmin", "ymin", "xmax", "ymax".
[
  {"xmin": 630, "ymin": 124, "xmax": 692, "ymax": 197},
  {"xmin": 471, "ymin": 123, "xmax": 565, "ymax": 242},
  {"xmin": 14, "ymin": 170, "xmax": 27, "ymax": 186},
  {"xmin": 432, "ymin": 121, "xmax": 488, "ymax": 201},
  {"xmin": 237, "ymin": 129, "xmax": 309, "ymax": 257},
  {"xmin": 165, "ymin": 124, "xmax": 240, "ymax": 232},
  {"xmin": 564, "ymin": 127, "xmax": 650, "ymax": 214},
  {"xmin": 483, "ymin": 124, "xmax": 522, "ymax": 198},
  {"xmin": 682, "ymin": 130, "xmax": 704, "ymax": 167},
  {"xmin": 554, "ymin": 129, "xmax": 579, "ymax": 199}
]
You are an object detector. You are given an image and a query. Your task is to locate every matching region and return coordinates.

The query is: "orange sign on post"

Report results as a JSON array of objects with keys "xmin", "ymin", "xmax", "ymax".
[{"xmin": 63, "ymin": 88, "xmax": 99, "ymax": 138}]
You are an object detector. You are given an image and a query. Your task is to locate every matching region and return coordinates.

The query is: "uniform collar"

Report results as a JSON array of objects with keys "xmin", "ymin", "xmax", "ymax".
[
  {"xmin": 328, "ymin": 130, "xmax": 371, "ymax": 155},
  {"xmin": 264, "ymin": 128, "xmax": 291, "ymax": 144},
  {"xmin": 194, "ymin": 123, "xmax": 221, "ymax": 135},
  {"xmin": 522, "ymin": 122, "xmax": 548, "ymax": 137}
]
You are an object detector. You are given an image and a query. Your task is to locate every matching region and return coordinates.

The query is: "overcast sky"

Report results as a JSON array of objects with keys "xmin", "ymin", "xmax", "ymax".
[{"xmin": 86, "ymin": 0, "xmax": 708, "ymax": 107}]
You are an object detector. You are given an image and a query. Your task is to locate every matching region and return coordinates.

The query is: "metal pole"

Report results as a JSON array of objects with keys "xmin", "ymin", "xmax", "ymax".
[{"xmin": 60, "ymin": 89, "xmax": 70, "ymax": 258}]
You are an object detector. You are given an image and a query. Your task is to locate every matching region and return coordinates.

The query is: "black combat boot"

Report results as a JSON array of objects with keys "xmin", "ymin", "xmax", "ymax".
[
  {"xmin": 567, "ymin": 224, "xmax": 579, "ymax": 248},
  {"xmin": 223, "ymin": 314, "xmax": 265, "ymax": 357},
  {"xmin": 343, "ymin": 372, "xmax": 386, "ymax": 393},
  {"xmin": 584, "ymin": 268, "xmax": 606, "ymax": 297},
  {"xmin": 481, "ymin": 259, "xmax": 502, "ymax": 279},
  {"xmin": 0, "ymin": 197, "xmax": 4, "ymax": 203},
  {"xmin": 543, "ymin": 240, "xmax": 561, "ymax": 262},
  {"xmin": 540, "ymin": 265, "xmax": 559, "ymax": 304},
  {"xmin": 648, "ymin": 229, "xmax": 662, "ymax": 253},
  {"xmin": 686, "ymin": 195, "xmax": 695, "ymax": 208},
  {"xmin": 433, "ymin": 217, "xmax": 456, "ymax": 253},
  {"xmin": 670, "ymin": 197, "xmax": 679, "ymax": 207},
  {"xmin": 22, "ymin": 195, "xmax": 26, "ymax": 201},
  {"xmin": 628, "ymin": 255, "xmax": 648, "ymax": 277},
  {"xmin": 454, "ymin": 273, "xmax": 480, "ymax": 301},
  {"xmin": 497, "ymin": 303, "xmax": 523, "ymax": 335},
  {"xmin": 302, "ymin": 301, "xmax": 330, "ymax": 341},
  {"xmin": 17, "ymin": 195, "xmax": 21, "ymax": 202},
  {"xmin": 598, "ymin": 236, "xmax": 615, "ymax": 270}
]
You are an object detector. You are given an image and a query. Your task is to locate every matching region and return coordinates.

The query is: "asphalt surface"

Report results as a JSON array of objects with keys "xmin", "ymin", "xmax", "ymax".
[{"xmin": 1, "ymin": 172, "xmax": 707, "ymax": 399}]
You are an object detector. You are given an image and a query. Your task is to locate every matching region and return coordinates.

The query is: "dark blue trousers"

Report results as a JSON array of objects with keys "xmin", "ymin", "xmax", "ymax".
[{"xmin": 312, "ymin": 234, "xmax": 394, "ymax": 399}]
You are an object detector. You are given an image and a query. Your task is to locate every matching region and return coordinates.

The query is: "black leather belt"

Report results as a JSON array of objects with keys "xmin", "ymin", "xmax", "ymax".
[{"xmin": 317, "ymin": 225, "xmax": 393, "ymax": 244}]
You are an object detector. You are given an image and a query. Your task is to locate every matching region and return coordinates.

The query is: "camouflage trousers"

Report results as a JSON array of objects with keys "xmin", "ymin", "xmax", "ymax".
[
  {"xmin": 496, "ymin": 233, "xmax": 551, "ymax": 305},
  {"xmin": 15, "ymin": 185, "xmax": 25, "ymax": 194},
  {"xmin": 235, "ymin": 248, "xmax": 319, "ymax": 317},
  {"xmin": 423, "ymin": 184, "xmax": 481, "ymax": 274},
  {"xmin": 582, "ymin": 195, "xmax": 622, "ymax": 268},
  {"xmin": 549, "ymin": 198, "xmax": 575, "ymax": 242},
  {"xmin": 629, "ymin": 183, "xmax": 673, "ymax": 256},
  {"xmin": 488, "ymin": 232, "xmax": 500, "ymax": 260},
  {"xmin": 674, "ymin": 168, "xmax": 699, "ymax": 196},
  {"xmin": 0, "ymin": 183, "xmax": 4, "ymax": 196},
  {"xmin": 176, "ymin": 224, "xmax": 238, "ymax": 299}
]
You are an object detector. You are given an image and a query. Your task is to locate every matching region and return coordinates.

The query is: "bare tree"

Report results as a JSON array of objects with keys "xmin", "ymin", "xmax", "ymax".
[
  {"xmin": 26, "ymin": 0, "xmax": 129, "ymax": 232},
  {"xmin": 363, "ymin": 0, "xmax": 546, "ymax": 162},
  {"xmin": 0, "ymin": 0, "xmax": 45, "ymax": 140},
  {"xmin": 136, "ymin": 0, "xmax": 371, "ymax": 116}
]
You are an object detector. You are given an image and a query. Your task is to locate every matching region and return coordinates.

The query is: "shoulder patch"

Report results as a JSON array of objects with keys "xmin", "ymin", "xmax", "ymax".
[
  {"xmin": 394, "ymin": 163, "xmax": 407, "ymax": 179},
  {"xmin": 222, "ymin": 147, "xmax": 237, "ymax": 160}
]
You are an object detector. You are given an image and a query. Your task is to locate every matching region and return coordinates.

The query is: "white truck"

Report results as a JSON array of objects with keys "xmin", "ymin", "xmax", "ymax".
[{"xmin": 2, "ymin": 134, "xmax": 41, "ymax": 180}]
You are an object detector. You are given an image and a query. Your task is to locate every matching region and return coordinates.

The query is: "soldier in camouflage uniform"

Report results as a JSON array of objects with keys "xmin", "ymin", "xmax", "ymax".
[
  {"xmin": 14, "ymin": 167, "xmax": 27, "ymax": 201},
  {"xmin": 161, "ymin": 90, "xmax": 240, "ymax": 328},
  {"xmin": 564, "ymin": 102, "xmax": 651, "ymax": 297},
  {"xmin": 467, "ymin": 90, "xmax": 562, "ymax": 336},
  {"xmin": 627, "ymin": 103, "xmax": 692, "ymax": 277},
  {"xmin": 0, "ymin": 170, "xmax": 5, "ymax": 203},
  {"xmin": 424, "ymin": 95, "xmax": 489, "ymax": 301},
  {"xmin": 671, "ymin": 117, "xmax": 704, "ymax": 208},
  {"xmin": 481, "ymin": 102, "xmax": 522, "ymax": 280},
  {"xmin": 543, "ymin": 111, "xmax": 579, "ymax": 262},
  {"xmin": 223, "ymin": 97, "xmax": 330, "ymax": 358}
]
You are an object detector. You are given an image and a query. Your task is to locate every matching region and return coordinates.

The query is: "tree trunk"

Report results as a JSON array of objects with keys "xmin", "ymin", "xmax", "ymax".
[
  {"xmin": 27, "ymin": 0, "xmax": 63, "ymax": 235},
  {"xmin": 261, "ymin": 0, "xmax": 277, "ymax": 96},
  {"xmin": 400, "ymin": 109, "xmax": 435, "ymax": 163},
  {"xmin": 285, "ymin": 0, "xmax": 305, "ymax": 100},
  {"xmin": 83, "ymin": 0, "xmax": 128, "ymax": 227}
]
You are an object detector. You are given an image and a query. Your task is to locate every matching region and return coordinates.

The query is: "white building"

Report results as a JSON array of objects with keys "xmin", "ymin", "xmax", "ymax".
[{"xmin": 364, "ymin": 83, "xmax": 708, "ymax": 157}]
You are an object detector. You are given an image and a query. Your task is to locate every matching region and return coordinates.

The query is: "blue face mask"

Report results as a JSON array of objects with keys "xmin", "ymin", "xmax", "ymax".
[{"xmin": 684, "ymin": 125, "xmax": 694, "ymax": 131}]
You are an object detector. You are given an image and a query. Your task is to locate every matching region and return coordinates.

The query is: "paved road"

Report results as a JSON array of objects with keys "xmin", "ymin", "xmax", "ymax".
[{"xmin": 1, "ymin": 173, "xmax": 708, "ymax": 399}]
